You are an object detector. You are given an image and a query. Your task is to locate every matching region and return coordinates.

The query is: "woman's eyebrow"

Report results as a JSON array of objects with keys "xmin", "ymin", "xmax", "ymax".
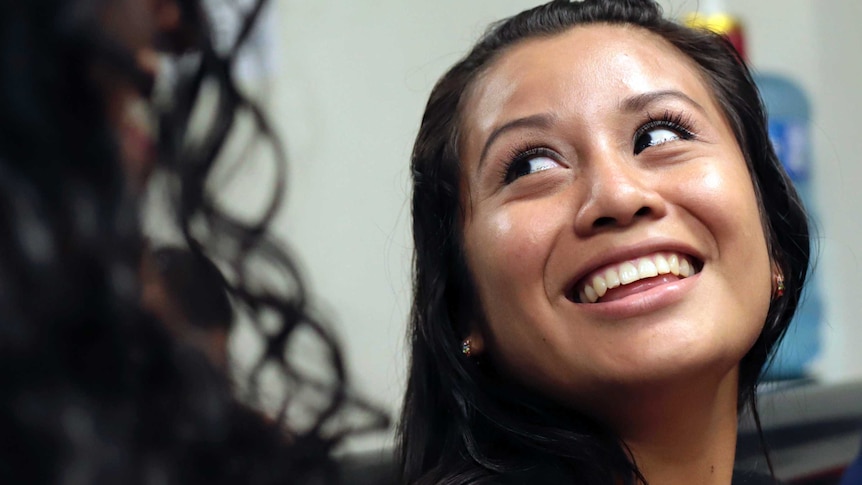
[
  {"xmin": 620, "ymin": 89, "xmax": 707, "ymax": 114},
  {"xmin": 476, "ymin": 91, "xmax": 704, "ymax": 170},
  {"xmin": 478, "ymin": 113, "xmax": 555, "ymax": 170}
]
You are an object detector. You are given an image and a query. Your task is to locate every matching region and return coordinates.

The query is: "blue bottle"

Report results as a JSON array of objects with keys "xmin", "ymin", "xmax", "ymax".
[
  {"xmin": 756, "ymin": 73, "xmax": 822, "ymax": 380},
  {"xmin": 685, "ymin": 9, "xmax": 822, "ymax": 380}
]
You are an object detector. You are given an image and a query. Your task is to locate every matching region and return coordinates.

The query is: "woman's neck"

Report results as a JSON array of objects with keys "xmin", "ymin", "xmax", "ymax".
[{"xmin": 603, "ymin": 367, "xmax": 741, "ymax": 485}]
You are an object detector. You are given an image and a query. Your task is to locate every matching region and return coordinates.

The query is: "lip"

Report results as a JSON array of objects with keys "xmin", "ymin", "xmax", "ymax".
[
  {"xmin": 571, "ymin": 272, "xmax": 701, "ymax": 319},
  {"xmin": 563, "ymin": 238, "xmax": 704, "ymax": 303},
  {"xmin": 118, "ymin": 98, "xmax": 156, "ymax": 155},
  {"xmin": 120, "ymin": 122, "xmax": 155, "ymax": 153}
]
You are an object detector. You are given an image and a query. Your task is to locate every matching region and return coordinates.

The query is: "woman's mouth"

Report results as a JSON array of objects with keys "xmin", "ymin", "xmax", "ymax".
[
  {"xmin": 117, "ymin": 96, "xmax": 157, "ymax": 188},
  {"xmin": 570, "ymin": 251, "xmax": 702, "ymax": 304}
]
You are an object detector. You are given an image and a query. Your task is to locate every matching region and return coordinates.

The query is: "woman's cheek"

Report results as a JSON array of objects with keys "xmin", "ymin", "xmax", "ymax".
[
  {"xmin": 677, "ymin": 162, "xmax": 758, "ymax": 234},
  {"xmin": 481, "ymin": 204, "xmax": 558, "ymax": 272}
]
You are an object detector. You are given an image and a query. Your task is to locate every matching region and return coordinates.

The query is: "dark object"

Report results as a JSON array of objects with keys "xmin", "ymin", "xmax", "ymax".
[
  {"xmin": 737, "ymin": 380, "xmax": 862, "ymax": 484},
  {"xmin": 146, "ymin": 246, "xmax": 233, "ymax": 331}
]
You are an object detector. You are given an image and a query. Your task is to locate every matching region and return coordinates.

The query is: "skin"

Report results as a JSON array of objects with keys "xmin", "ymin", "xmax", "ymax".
[
  {"xmin": 101, "ymin": 1, "xmax": 231, "ymax": 366},
  {"xmin": 97, "ymin": 0, "xmax": 185, "ymax": 190},
  {"xmin": 458, "ymin": 25, "xmax": 772, "ymax": 484}
]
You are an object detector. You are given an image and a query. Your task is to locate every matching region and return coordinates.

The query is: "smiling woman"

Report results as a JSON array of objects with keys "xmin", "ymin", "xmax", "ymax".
[
  {"xmin": 461, "ymin": 23, "xmax": 772, "ymax": 400},
  {"xmin": 399, "ymin": 1, "xmax": 809, "ymax": 484}
]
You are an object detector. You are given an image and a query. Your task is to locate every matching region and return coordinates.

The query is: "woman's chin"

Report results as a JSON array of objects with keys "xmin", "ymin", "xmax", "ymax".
[{"xmin": 565, "ymin": 347, "xmax": 744, "ymax": 403}]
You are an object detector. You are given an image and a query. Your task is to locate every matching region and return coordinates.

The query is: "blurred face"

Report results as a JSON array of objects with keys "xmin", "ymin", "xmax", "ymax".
[
  {"xmin": 458, "ymin": 25, "xmax": 771, "ymax": 413},
  {"xmin": 96, "ymin": 0, "xmax": 186, "ymax": 189}
]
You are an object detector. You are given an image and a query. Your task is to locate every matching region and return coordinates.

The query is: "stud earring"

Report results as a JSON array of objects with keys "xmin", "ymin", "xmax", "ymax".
[
  {"xmin": 461, "ymin": 338, "xmax": 472, "ymax": 357},
  {"xmin": 774, "ymin": 273, "xmax": 786, "ymax": 299}
]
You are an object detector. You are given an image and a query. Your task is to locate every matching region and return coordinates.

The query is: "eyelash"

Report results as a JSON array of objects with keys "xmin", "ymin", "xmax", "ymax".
[
  {"xmin": 499, "ymin": 145, "xmax": 560, "ymax": 185},
  {"xmin": 499, "ymin": 110, "xmax": 698, "ymax": 185},
  {"xmin": 633, "ymin": 110, "xmax": 697, "ymax": 154}
]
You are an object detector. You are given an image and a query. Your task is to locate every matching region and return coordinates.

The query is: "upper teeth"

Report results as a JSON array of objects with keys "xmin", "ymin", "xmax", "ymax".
[{"xmin": 577, "ymin": 252, "xmax": 696, "ymax": 304}]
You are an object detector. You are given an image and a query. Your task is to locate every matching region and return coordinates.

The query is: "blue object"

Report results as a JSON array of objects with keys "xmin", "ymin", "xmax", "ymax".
[
  {"xmin": 840, "ymin": 443, "xmax": 862, "ymax": 485},
  {"xmin": 756, "ymin": 72, "xmax": 823, "ymax": 380}
]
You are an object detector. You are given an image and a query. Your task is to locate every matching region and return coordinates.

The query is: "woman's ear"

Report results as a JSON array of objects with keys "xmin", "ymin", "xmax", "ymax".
[{"xmin": 462, "ymin": 329, "xmax": 485, "ymax": 357}]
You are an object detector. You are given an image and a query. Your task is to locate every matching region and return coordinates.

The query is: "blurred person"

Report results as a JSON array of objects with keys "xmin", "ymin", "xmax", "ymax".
[{"xmin": 0, "ymin": 0, "xmax": 384, "ymax": 484}]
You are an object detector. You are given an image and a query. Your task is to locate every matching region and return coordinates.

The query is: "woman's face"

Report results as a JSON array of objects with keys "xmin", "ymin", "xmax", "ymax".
[
  {"xmin": 97, "ymin": 0, "xmax": 184, "ymax": 189},
  {"xmin": 458, "ymin": 25, "xmax": 771, "ymax": 411}
]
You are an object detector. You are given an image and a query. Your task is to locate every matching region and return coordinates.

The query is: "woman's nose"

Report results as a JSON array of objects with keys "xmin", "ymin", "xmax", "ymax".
[{"xmin": 572, "ymin": 152, "xmax": 667, "ymax": 235}]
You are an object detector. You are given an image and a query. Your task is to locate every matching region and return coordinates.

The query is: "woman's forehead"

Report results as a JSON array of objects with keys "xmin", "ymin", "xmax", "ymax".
[{"xmin": 460, "ymin": 24, "xmax": 714, "ymax": 147}]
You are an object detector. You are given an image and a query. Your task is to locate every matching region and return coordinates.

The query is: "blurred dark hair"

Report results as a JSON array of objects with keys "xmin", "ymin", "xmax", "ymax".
[
  {"xmin": 0, "ymin": 0, "xmax": 384, "ymax": 483},
  {"xmin": 398, "ymin": 0, "xmax": 810, "ymax": 483},
  {"xmin": 147, "ymin": 246, "xmax": 233, "ymax": 331}
]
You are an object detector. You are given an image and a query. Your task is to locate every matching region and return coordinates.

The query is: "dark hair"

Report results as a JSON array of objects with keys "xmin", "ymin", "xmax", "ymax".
[
  {"xmin": 0, "ymin": 0, "xmax": 384, "ymax": 483},
  {"xmin": 399, "ymin": 0, "xmax": 810, "ymax": 483},
  {"xmin": 146, "ymin": 246, "xmax": 234, "ymax": 331}
]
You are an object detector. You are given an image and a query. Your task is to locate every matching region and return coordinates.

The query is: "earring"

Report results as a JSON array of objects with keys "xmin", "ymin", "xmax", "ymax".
[
  {"xmin": 461, "ymin": 338, "xmax": 472, "ymax": 357},
  {"xmin": 773, "ymin": 273, "xmax": 786, "ymax": 299}
]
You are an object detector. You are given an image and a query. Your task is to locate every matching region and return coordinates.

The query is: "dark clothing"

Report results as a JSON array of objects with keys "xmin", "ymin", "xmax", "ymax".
[
  {"xmin": 483, "ymin": 470, "xmax": 776, "ymax": 485},
  {"xmin": 487, "ymin": 468, "xmax": 777, "ymax": 484},
  {"xmin": 733, "ymin": 469, "xmax": 780, "ymax": 484}
]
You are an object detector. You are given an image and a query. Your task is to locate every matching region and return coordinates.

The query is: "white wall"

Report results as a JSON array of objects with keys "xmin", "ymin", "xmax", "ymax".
[
  {"xmin": 808, "ymin": 2, "xmax": 862, "ymax": 383},
  {"xmin": 223, "ymin": 0, "xmax": 862, "ymax": 451},
  {"xmin": 263, "ymin": 0, "xmax": 540, "ymax": 451}
]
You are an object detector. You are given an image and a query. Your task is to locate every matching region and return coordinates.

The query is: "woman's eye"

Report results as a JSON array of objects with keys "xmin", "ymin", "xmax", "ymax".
[
  {"xmin": 634, "ymin": 126, "xmax": 681, "ymax": 155},
  {"xmin": 505, "ymin": 155, "xmax": 560, "ymax": 183}
]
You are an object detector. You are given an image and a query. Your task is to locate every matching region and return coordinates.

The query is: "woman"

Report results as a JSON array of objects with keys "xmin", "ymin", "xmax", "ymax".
[
  {"xmin": 0, "ymin": 0, "xmax": 383, "ymax": 483},
  {"xmin": 399, "ymin": 0, "xmax": 809, "ymax": 483}
]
